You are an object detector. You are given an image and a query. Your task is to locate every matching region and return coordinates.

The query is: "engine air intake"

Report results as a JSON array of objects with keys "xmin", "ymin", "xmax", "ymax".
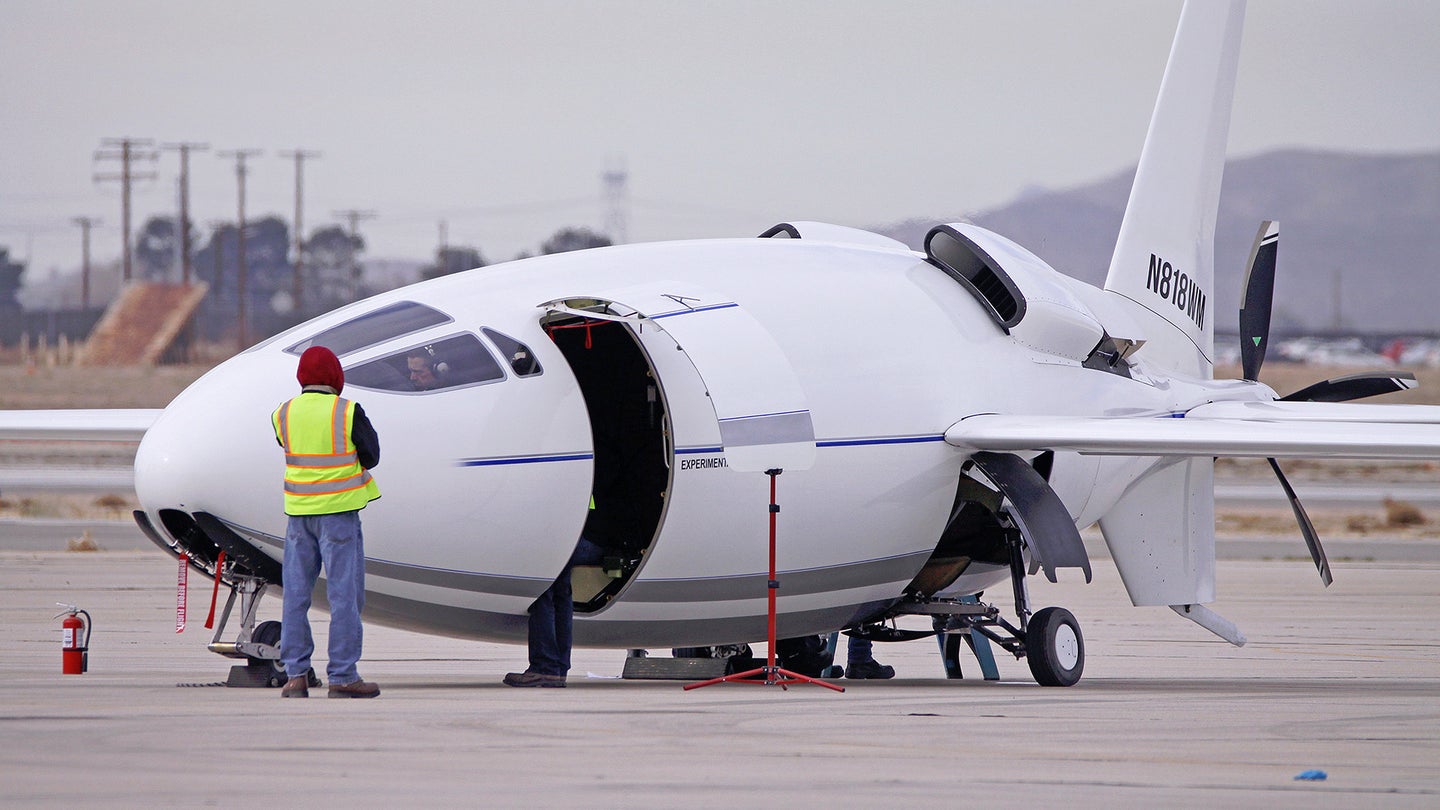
[{"xmin": 924, "ymin": 225, "xmax": 1026, "ymax": 330}]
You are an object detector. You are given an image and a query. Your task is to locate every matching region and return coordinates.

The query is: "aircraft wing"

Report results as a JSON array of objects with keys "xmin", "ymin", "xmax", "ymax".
[
  {"xmin": 945, "ymin": 401, "xmax": 1440, "ymax": 460},
  {"xmin": 0, "ymin": 409, "xmax": 161, "ymax": 442}
]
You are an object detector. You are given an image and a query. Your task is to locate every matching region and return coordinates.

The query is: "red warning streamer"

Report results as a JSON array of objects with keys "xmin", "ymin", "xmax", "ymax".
[
  {"xmin": 176, "ymin": 553, "xmax": 188, "ymax": 633},
  {"xmin": 204, "ymin": 551, "xmax": 226, "ymax": 629}
]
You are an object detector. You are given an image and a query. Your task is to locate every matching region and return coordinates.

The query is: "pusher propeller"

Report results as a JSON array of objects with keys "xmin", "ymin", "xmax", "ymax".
[{"xmin": 1237, "ymin": 220, "xmax": 1331, "ymax": 585}]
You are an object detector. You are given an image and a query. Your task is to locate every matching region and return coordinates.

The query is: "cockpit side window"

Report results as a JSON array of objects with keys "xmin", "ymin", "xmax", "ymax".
[
  {"xmin": 285, "ymin": 301, "xmax": 452, "ymax": 357},
  {"xmin": 482, "ymin": 328, "xmax": 543, "ymax": 377},
  {"xmin": 344, "ymin": 333, "xmax": 504, "ymax": 393}
]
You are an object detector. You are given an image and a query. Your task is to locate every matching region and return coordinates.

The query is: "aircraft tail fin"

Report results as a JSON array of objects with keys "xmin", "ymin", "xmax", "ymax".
[{"xmin": 1102, "ymin": 0, "xmax": 1247, "ymax": 378}]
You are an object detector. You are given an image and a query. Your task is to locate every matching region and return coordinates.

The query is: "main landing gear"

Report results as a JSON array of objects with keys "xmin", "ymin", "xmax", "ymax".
[{"xmin": 896, "ymin": 527, "xmax": 1085, "ymax": 686}]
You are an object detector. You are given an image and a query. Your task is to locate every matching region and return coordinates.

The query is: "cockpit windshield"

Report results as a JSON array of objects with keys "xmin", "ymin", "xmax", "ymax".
[
  {"xmin": 285, "ymin": 301, "xmax": 452, "ymax": 357},
  {"xmin": 344, "ymin": 333, "xmax": 505, "ymax": 393}
]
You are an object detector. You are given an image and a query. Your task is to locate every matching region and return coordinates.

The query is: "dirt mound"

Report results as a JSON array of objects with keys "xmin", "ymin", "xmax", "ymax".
[{"xmin": 75, "ymin": 282, "xmax": 208, "ymax": 366}]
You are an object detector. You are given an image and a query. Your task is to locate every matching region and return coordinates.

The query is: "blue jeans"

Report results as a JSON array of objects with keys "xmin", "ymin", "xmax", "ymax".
[
  {"xmin": 847, "ymin": 636, "xmax": 875, "ymax": 666},
  {"xmin": 281, "ymin": 511, "xmax": 366, "ymax": 684},
  {"xmin": 527, "ymin": 537, "xmax": 605, "ymax": 676}
]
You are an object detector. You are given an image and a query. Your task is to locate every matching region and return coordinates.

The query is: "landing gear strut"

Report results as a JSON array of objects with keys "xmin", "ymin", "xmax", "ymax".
[
  {"xmin": 205, "ymin": 573, "xmax": 314, "ymax": 688},
  {"xmin": 896, "ymin": 526, "xmax": 1086, "ymax": 686}
]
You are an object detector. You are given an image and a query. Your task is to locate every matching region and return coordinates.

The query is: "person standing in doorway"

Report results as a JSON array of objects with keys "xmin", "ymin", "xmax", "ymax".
[
  {"xmin": 272, "ymin": 345, "xmax": 382, "ymax": 698},
  {"xmin": 503, "ymin": 532, "xmax": 606, "ymax": 688},
  {"xmin": 845, "ymin": 636, "xmax": 895, "ymax": 679}
]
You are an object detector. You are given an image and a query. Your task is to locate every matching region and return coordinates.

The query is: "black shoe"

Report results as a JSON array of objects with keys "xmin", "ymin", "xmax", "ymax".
[
  {"xmin": 503, "ymin": 671, "xmax": 566, "ymax": 688},
  {"xmin": 845, "ymin": 659, "xmax": 895, "ymax": 680}
]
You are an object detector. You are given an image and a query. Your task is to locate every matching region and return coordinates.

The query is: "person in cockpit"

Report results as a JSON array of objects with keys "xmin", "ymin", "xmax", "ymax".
[{"xmin": 406, "ymin": 350, "xmax": 444, "ymax": 391}]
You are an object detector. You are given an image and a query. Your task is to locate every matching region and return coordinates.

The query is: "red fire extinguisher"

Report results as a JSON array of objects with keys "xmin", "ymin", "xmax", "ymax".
[{"xmin": 56, "ymin": 603, "xmax": 91, "ymax": 675}]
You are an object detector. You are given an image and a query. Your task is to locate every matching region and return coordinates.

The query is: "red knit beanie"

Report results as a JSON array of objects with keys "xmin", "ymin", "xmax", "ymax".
[{"xmin": 297, "ymin": 346, "xmax": 344, "ymax": 393}]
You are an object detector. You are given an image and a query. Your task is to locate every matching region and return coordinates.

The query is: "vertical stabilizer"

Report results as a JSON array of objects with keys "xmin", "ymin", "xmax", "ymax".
[{"xmin": 1103, "ymin": 0, "xmax": 1246, "ymax": 377}]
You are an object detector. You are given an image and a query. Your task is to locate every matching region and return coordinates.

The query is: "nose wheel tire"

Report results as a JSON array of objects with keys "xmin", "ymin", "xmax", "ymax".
[
  {"xmin": 1025, "ymin": 606, "xmax": 1084, "ymax": 686},
  {"xmin": 250, "ymin": 619, "xmax": 287, "ymax": 688}
]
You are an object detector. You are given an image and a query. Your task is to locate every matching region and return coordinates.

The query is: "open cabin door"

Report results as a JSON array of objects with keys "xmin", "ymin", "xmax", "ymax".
[{"xmin": 540, "ymin": 281, "xmax": 816, "ymax": 474}]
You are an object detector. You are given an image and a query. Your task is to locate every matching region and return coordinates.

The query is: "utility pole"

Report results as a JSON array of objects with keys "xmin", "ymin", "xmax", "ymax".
[
  {"xmin": 218, "ymin": 149, "xmax": 262, "ymax": 351},
  {"xmin": 161, "ymin": 142, "xmax": 209, "ymax": 285},
  {"xmin": 278, "ymin": 149, "xmax": 320, "ymax": 312},
  {"xmin": 71, "ymin": 216, "xmax": 101, "ymax": 310},
  {"xmin": 333, "ymin": 209, "xmax": 376, "ymax": 302},
  {"xmin": 93, "ymin": 137, "xmax": 157, "ymax": 283}
]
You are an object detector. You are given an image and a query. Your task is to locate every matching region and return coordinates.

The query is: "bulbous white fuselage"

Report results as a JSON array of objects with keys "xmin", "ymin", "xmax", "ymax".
[{"xmin": 134, "ymin": 235, "xmax": 1262, "ymax": 647}]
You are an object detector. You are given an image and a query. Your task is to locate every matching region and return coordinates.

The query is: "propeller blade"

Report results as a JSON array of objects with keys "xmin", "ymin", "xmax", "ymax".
[
  {"xmin": 1266, "ymin": 457, "xmax": 1332, "ymax": 587},
  {"xmin": 1280, "ymin": 371, "xmax": 1418, "ymax": 403},
  {"xmin": 1239, "ymin": 220, "xmax": 1279, "ymax": 381}
]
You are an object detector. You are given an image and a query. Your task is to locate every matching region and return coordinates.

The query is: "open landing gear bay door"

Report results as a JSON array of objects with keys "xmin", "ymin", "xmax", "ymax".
[{"xmin": 541, "ymin": 281, "xmax": 816, "ymax": 472}]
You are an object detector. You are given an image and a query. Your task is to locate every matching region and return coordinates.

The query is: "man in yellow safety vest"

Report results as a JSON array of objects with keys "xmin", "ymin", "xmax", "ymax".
[{"xmin": 271, "ymin": 345, "xmax": 382, "ymax": 698}]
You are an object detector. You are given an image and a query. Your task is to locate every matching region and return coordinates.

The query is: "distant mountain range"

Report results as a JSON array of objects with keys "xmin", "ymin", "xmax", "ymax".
[{"xmin": 877, "ymin": 150, "xmax": 1440, "ymax": 335}]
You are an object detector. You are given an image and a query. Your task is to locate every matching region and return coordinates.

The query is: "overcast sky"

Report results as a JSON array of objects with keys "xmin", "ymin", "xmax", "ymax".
[{"xmin": 3, "ymin": 0, "xmax": 1437, "ymax": 282}]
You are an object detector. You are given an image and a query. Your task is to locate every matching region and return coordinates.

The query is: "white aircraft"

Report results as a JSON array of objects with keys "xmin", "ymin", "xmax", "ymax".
[{"xmin": 5, "ymin": 0, "xmax": 1437, "ymax": 687}]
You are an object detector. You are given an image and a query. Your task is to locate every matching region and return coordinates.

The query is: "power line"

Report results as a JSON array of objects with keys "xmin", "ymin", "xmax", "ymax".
[
  {"xmin": 628, "ymin": 195, "xmax": 768, "ymax": 222},
  {"xmin": 383, "ymin": 196, "xmax": 598, "ymax": 225},
  {"xmin": 93, "ymin": 137, "xmax": 158, "ymax": 283}
]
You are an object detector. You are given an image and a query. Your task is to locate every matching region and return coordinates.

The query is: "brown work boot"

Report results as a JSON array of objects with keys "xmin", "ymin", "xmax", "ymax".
[
  {"xmin": 502, "ymin": 671, "xmax": 566, "ymax": 688},
  {"xmin": 280, "ymin": 676, "xmax": 309, "ymax": 698},
  {"xmin": 327, "ymin": 679, "xmax": 381, "ymax": 698}
]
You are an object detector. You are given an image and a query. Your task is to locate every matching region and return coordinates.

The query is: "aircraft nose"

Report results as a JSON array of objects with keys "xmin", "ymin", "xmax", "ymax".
[{"xmin": 134, "ymin": 353, "xmax": 292, "ymax": 537}]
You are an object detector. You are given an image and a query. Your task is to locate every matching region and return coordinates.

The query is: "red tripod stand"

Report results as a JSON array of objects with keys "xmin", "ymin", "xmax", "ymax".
[{"xmin": 685, "ymin": 469, "xmax": 844, "ymax": 693}]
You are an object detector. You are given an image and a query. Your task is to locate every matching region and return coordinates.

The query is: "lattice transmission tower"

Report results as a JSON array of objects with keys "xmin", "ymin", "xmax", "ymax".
[{"xmin": 601, "ymin": 157, "xmax": 628, "ymax": 245}]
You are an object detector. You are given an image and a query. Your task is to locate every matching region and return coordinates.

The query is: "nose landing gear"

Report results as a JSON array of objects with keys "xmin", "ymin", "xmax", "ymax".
[{"xmin": 204, "ymin": 574, "xmax": 291, "ymax": 688}]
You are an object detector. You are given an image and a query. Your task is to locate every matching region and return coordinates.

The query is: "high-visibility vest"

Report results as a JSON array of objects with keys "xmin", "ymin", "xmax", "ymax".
[{"xmin": 272, "ymin": 392, "xmax": 380, "ymax": 515}]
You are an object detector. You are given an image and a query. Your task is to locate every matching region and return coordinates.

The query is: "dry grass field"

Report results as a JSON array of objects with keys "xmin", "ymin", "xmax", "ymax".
[
  {"xmin": 0, "ymin": 363, "xmax": 215, "ymax": 409},
  {"xmin": 1, "ymin": 360, "xmax": 1437, "ymax": 534}
]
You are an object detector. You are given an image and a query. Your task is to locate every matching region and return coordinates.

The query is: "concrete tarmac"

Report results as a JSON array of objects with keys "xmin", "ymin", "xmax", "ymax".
[{"xmin": 2, "ymin": 548, "xmax": 1438, "ymax": 807}]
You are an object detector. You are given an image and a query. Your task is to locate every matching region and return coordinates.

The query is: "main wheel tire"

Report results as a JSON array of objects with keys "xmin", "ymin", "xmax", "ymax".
[
  {"xmin": 250, "ymin": 620, "xmax": 287, "ymax": 687},
  {"xmin": 1025, "ymin": 606, "xmax": 1084, "ymax": 687}
]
